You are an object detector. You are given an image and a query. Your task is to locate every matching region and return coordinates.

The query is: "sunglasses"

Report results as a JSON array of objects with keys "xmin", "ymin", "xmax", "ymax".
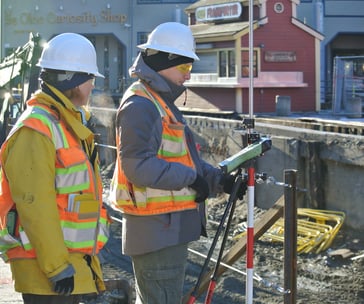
[{"xmin": 176, "ymin": 63, "xmax": 193, "ymax": 74}]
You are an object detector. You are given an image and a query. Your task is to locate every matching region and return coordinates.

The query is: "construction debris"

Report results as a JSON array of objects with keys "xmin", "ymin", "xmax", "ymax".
[{"xmin": 327, "ymin": 248, "xmax": 354, "ymax": 259}]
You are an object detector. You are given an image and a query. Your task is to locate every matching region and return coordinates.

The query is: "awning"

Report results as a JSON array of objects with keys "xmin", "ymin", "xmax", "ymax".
[{"xmin": 191, "ymin": 21, "xmax": 251, "ymax": 42}]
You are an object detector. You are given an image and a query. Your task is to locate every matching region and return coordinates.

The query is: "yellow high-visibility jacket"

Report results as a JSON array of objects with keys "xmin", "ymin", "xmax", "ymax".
[{"xmin": 0, "ymin": 85, "xmax": 109, "ymax": 295}]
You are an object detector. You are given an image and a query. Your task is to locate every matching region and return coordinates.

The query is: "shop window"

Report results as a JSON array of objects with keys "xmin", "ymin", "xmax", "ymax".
[
  {"xmin": 137, "ymin": 32, "xmax": 149, "ymax": 45},
  {"xmin": 219, "ymin": 52, "xmax": 227, "ymax": 77},
  {"xmin": 219, "ymin": 50, "xmax": 235, "ymax": 77},
  {"xmin": 241, "ymin": 50, "xmax": 257, "ymax": 77},
  {"xmin": 351, "ymin": 58, "xmax": 364, "ymax": 77},
  {"xmin": 192, "ymin": 52, "xmax": 217, "ymax": 73}
]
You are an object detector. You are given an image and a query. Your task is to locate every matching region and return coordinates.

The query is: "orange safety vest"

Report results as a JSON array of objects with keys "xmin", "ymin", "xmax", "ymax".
[
  {"xmin": 0, "ymin": 100, "xmax": 109, "ymax": 262},
  {"xmin": 109, "ymin": 81, "xmax": 198, "ymax": 216}
]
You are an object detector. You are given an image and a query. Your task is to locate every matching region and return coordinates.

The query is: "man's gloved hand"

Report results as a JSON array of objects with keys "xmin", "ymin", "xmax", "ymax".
[
  {"xmin": 221, "ymin": 173, "xmax": 247, "ymax": 200},
  {"xmin": 53, "ymin": 276, "xmax": 74, "ymax": 296},
  {"xmin": 189, "ymin": 174, "xmax": 210, "ymax": 203}
]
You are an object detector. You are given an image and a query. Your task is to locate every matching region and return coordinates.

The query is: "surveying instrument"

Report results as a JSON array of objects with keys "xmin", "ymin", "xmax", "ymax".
[
  {"xmin": 185, "ymin": 116, "xmax": 272, "ymax": 304},
  {"xmin": 186, "ymin": 0, "xmax": 269, "ymax": 301}
]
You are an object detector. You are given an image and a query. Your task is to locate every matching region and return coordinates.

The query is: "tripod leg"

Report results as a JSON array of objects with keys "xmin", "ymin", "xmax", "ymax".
[
  {"xmin": 187, "ymin": 176, "xmax": 242, "ymax": 304},
  {"xmin": 204, "ymin": 175, "xmax": 243, "ymax": 304}
]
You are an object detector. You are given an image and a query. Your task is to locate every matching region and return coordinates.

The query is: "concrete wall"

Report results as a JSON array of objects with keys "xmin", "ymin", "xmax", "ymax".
[{"xmin": 185, "ymin": 116, "xmax": 364, "ymax": 230}]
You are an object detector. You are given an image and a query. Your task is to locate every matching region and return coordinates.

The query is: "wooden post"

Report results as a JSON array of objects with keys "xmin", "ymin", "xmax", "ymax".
[{"xmin": 284, "ymin": 169, "xmax": 297, "ymax": 304}]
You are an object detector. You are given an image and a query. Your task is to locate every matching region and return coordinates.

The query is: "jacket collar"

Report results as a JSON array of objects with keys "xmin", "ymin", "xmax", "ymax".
[
  {"xmin": 129, "ymin": 53, "xmax": 185, "ymax": 105},
  {"xmin": 29, "ymin": 85, "xmax": 93, "ymax": 141}
]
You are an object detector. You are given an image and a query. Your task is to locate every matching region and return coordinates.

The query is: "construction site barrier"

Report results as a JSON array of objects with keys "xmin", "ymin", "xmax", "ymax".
[{"xmin": 260, "ymin": 208, "xmax": 345, "ymax": 254}]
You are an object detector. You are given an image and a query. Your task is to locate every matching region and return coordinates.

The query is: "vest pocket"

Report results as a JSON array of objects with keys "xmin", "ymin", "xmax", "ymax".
[
  {"xmin": 57, "ymin": 147, "xmax": 88, "ymax": 167},
  {"xmin": 67, "ymin": 193, "xmax": 99, "ymax": 220}
]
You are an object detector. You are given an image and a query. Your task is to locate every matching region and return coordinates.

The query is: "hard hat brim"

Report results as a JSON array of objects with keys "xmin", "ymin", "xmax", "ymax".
[
  {"xmin": 137, "ymin": 43, "xmax": 200, "ymax": 61},
  {"xmin": 37, "ymin": 62, "xmax": 105, "ymax": 78}
]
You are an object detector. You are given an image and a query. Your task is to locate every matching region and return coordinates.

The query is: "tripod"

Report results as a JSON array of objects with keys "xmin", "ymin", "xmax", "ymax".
[
  {"xmin": 185, "ymin": 132, "xmax": 272, "ymax": 304},
  {"xmin": 187, "ymin": 169, "xmax": 247, "ymax": 304}
]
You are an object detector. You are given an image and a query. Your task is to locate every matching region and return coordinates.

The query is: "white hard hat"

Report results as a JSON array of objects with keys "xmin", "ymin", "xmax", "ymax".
[
  {"xmin": 37, "ymin": 33, "xmax": 104, "ymax": 78},
  {"xmin": 138, "ymin": 22, "xmax": 199, "ymax": 61}
]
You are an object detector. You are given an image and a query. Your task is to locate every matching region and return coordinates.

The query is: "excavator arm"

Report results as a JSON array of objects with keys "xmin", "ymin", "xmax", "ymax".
[{"xmin": 0, "ymin": 32, "xmax": 43, "ymax": 145}]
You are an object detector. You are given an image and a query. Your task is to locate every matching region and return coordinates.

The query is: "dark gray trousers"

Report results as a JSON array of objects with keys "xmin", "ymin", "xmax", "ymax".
[
  {"xmin": 22, "ymin": 294, "xmax": 82, "ymax": 304},
  {"xmin": 131, "ymin": 243, "xmax": 188, "ymax": 304}
]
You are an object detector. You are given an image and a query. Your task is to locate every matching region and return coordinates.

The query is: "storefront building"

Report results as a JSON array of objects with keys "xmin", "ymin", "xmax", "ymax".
[
  {"xmin": 0, "ymin": 0, "xmax": 197, "ymax": 98},
  {"xmin": 180, "ymin": 0, "xmax": 364, "ymax": 113},
  {"xmin": 180, "ymin": 0, "xmax": 324, "ymax": 114},
  {"xmin": 1, "ymin": 1, "xmax": 363, "ymax": 113}
]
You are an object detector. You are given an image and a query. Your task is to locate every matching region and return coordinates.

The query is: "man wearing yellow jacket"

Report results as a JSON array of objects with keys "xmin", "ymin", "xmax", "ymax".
[{"xmin": 0, "ymin": 33, "xmax": 109, "ymax": 304}]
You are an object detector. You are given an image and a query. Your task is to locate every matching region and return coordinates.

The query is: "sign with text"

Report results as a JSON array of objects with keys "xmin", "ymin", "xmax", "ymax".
[
  {"xmin": 195, "ymin": 2, "xmax": 242, "ymax": 22},
  {"xmin": 4, "ymin": 10, "xmax": 127, "ymax": 27},
  {"xmin": 265, "ymin": 51, "xmax": 296, "ymax": 62}
]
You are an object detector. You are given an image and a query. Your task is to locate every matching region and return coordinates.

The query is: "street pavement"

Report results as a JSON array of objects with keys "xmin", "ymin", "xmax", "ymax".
[{"xmin": 0, "ymin": 259, "xmax": 23, "ymax": 303}]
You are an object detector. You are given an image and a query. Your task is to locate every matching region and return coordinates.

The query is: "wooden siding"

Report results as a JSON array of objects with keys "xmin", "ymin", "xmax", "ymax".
[
  {"xmin": 248, "ymin": 0, "xmax": 317, "ymax": 111},
  {"xmin": 186, "ymin": 0, "xmax": 320, "ymax": 113},
  {"xmin": 176, "ymin": 88, "xmax": 236, "ymax": 111}
]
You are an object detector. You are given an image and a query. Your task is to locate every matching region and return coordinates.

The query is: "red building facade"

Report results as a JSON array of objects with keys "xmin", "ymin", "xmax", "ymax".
[{"xmin": 180, "ymin": 0, "xmax": 324, "ymax": 114}]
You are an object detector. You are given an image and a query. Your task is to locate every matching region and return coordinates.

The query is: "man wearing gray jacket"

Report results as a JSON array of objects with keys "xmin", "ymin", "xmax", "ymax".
[{"xmin": 109, "ymin": 22, "xmax": 244, "ymax": 304}]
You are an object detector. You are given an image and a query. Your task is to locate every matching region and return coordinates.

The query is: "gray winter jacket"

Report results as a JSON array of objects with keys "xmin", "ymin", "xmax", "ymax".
[{"xmin": 117, "ymin": 53, "xmax": 224, "ymax": 256}]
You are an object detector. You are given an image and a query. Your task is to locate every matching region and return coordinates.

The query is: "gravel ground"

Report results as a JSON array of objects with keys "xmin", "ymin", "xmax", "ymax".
[{"xmin": 87, "ymin": 175, "xmax": 364, "ymax": 304}]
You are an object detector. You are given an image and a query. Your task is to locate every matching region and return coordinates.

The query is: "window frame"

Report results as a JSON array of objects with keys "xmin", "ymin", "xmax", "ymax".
[
  {"xmin": 218, "ymin": 49, "xmax": 236, "ymax": 77},
  {"xmin": 137, "ymin": 32, "xmax": 149, "ymax": 45},
  {"xmin": 241, "ymin": 49, "xmax": 258, "ymax": 78}
]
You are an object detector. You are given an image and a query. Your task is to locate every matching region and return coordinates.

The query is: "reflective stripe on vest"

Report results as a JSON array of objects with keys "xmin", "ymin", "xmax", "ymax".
[
  {"xmin": 10, "ymin": 106, "xmax": 92, "ymax": 194},
  {"xmin": 0, "ymin": 230, "xmax": 19, "ymax": 251},
  {"xmin": 27, "ymin": 107, "xmax": 92, "ymax": 194},
  {"xmin": 15, "ymin": 212, "xmax": 109, "ymax": 254},
  {"xmin": 0, "ymin": 102, "xmax": 109, "ymax": 262},
  {"xmin": 109, "ymin": 82, "xmax": 198, "ymax": 216}
]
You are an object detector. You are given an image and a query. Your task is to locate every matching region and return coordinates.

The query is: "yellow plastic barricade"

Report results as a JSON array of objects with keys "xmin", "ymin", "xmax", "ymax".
[{"xmin": 258, "ymin": 208, "xmax": 345, "ymax": 254}]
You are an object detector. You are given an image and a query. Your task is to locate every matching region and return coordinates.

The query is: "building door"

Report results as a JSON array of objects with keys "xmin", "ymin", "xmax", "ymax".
[{"xmin": 85, "ymin": 34, "xmax": 126, "ymax": 94}]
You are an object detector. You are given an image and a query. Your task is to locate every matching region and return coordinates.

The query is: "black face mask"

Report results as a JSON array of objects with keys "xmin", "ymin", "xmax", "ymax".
[
  {"xmin": 142, "ymin": 50, "xmax": 193, "ymax": 72},
  {"xmin": 39, "ymin": 69, "xmax": 94, "ymax": 92}
]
